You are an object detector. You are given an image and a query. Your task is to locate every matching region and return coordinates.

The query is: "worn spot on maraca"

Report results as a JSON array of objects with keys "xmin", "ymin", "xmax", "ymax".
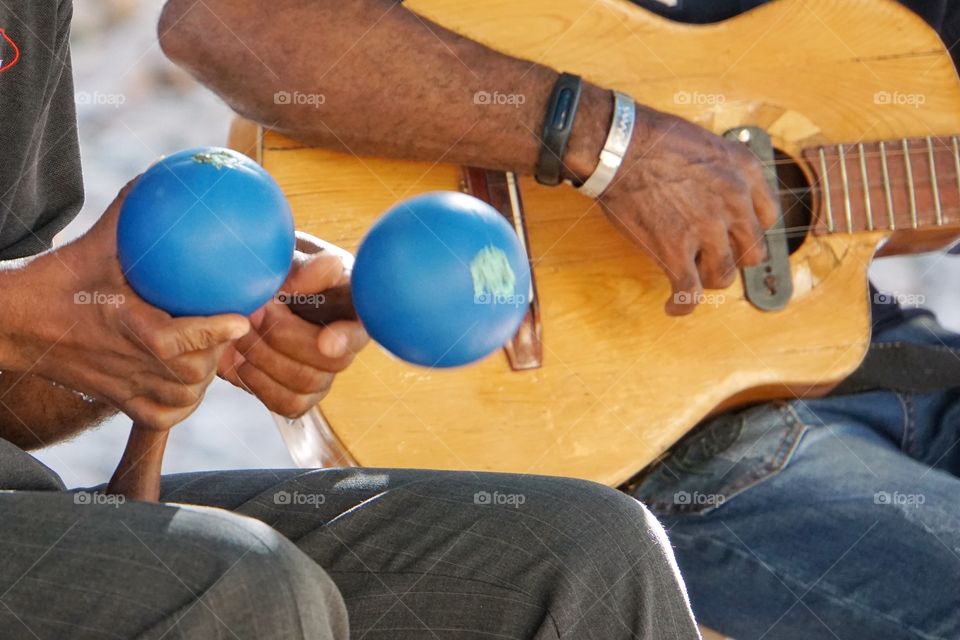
[{"xmin": 470, "ymin": 246, "xmax": 516, "ymax": 299}]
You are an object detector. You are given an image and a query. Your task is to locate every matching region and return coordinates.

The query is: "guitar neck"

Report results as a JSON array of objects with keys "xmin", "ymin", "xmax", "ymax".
[{"xmin": 802, "ymin": 136, "xmax": 960, "ymax": 235}]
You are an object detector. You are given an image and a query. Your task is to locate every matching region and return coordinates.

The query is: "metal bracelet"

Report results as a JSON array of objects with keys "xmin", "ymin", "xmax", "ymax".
[{"xmin": 578, "ymin": 91, "xmax": 636, "ymax": 199}]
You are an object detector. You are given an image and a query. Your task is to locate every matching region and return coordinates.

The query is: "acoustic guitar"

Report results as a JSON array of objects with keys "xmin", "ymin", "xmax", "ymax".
[{"xmin": 228, "ymin": 0, "xmax": 960, "ymax": 487}]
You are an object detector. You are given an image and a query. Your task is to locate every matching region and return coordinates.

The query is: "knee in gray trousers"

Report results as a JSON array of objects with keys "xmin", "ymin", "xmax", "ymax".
[{"xmin": 0, "ymin": 491, "xmax": 348, "ymax": 640}]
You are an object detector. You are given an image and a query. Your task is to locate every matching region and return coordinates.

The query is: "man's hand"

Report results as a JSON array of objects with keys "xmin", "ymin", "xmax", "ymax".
[
  {"xmin": 0, "ymin": 181, "xmax": 250, "ymax": 433},
  {"xmin": 593, "ymin": 106, "xmax": 778, "ymax": 316},
  {"xmin": 218, "ymin": 233, "xmax": 369, "ymax": 418}
]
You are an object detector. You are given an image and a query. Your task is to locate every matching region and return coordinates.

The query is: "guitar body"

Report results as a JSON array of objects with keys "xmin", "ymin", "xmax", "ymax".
[{"xmin": 234, "ymin": 0, "xmax": 960, "ymax": 486}]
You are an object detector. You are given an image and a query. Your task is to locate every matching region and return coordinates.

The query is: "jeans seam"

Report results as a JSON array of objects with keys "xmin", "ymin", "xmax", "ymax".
[
  {"xmin": 897, "ymin": 392, "xmax": 916, "ymax": 455},
  {"xmin": 670, "ymin": 531, "xmax": 948, "ymax": 640},
  {"xmin": 644, "ymin": 405, "xmax": 806, "ymax": 515}
]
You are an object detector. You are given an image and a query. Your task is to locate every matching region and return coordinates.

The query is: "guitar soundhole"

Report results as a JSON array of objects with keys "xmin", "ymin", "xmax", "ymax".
[{"xmin": 773, "ymin": 149, "xmax": 813, "ymax": 254}]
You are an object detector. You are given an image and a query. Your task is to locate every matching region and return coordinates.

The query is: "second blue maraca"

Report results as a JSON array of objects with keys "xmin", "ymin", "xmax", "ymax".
[{"xmin": 351, "ymin": 191, "xmax": 531, "ymax": 367}]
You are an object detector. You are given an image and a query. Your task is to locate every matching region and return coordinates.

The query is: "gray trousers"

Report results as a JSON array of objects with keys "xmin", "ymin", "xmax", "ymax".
[{"xmin": 0, "ymin": 440, "xmax": 699, "ymax": 639}]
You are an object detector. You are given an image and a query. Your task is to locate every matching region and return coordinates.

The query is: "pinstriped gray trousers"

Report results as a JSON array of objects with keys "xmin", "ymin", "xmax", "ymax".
[{"xmin": 0, "ymin": 443, "xmax": 700, "ymax": 639}]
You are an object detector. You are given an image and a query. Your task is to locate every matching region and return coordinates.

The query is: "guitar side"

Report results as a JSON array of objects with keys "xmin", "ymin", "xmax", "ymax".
[{"xmin": 240, "ymin": 0, "xmax": 960, "ymax": 485}]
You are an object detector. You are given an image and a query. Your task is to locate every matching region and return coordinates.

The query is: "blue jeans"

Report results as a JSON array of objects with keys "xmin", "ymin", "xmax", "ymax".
[{"xmin": 632, "ymin": 311, "xmax": 960, "ymax": 639}]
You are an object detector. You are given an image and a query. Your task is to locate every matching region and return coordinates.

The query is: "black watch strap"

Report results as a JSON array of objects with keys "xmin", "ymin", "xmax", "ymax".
[{"xmin": 535, "ymin": 73, "xmax": 583, "ymax": 186}]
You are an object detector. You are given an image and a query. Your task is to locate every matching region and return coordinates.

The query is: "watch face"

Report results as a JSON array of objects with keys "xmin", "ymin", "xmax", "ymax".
[{"xmin": 0, "ymin": 28, "xmax": 20, "ymax": 74}]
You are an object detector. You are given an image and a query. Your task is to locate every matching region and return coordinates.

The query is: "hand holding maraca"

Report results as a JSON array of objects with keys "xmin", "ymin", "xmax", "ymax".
[
  {"xmin": 2, "ymin": 179, "xmax": 249, "ymax": 436},
  {"xmin": 217, "ymin": 234, "xmax": 369, "ymax": 418},
  {"xmin": 106, "ymin": 147, "xmax": 531, "ymax": 501}
]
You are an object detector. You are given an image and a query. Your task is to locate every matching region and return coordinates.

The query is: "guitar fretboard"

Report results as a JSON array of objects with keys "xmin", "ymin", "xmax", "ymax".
[{"xmin": 801, "ymin": 136, "xmax": 960, "ymax": 235}]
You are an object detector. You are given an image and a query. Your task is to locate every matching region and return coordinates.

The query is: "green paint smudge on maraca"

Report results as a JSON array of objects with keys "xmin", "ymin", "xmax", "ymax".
[
  {"xmin": 470, "ymin": 246, "xmax": 515, "ymax": 298},
  {"xmin": 192, "ymin": 150, "xmax": 242, "ymax": 170}
]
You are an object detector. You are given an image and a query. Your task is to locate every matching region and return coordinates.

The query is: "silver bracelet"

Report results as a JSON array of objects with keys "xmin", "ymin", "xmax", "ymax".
[{"xmin": 577, "ymin": 91, "xmax": 635, "ymax": 199}]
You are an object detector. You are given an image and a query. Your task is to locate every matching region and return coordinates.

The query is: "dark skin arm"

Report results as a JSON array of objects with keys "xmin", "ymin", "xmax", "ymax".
[
  {"xmin": 0, "ymin": 373, "xmax": 115, "ymax": 450},
  {"xmin": 159, "ymin": 0, "xmax": 777, "ymax": 315},
  {"xmin": 0, "ymin": 184, "xmax": 251, "ymax": 448}
]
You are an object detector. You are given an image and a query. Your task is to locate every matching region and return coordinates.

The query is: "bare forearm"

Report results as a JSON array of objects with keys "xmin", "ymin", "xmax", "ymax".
[
  {"xmin": 0, "ymin": 372, "xmax": 116, "ymax": 450},
  {"xmin": 158, "ymin": 0, "xmax": 611, "ymax": 180},
  {"xmin": 0, "ymin": 258, "xmax": 115, "ymax": 449}
]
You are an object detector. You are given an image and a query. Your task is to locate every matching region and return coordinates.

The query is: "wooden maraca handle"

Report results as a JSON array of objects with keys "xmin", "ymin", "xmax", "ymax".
[
  {"xmin": 107, "ymin": 284, "xmax": 360, "ymax": 502},
  {"xmin": 285, "ymin": 283, "xmax": 358, "ymax": 326},
  {"xmin": 106, "ymin": 426, "xmax": 169, "ymax": 501}
]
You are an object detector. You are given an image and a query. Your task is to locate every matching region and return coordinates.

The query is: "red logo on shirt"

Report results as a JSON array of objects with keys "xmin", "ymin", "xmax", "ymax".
[{"xmin": 0, "ymin": 28, "xmax": 21, "ymax": 74}]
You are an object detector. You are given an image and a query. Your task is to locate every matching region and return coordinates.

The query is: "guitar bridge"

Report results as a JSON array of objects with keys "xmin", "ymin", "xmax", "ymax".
[{"xmin": 462, "ymin": 167, "xmax": 543, "ymax": 370}]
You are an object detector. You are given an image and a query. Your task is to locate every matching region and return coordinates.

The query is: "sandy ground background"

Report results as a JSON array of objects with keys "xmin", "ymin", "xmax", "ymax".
[{"xmin": 31, "ymin": 0, "xmax": 960, "ymax": 487}]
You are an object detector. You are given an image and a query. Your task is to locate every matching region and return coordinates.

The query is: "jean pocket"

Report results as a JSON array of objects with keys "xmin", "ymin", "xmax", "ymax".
[{"xmin": 630, "ymin": 402, "xmax": 808, "ymax": 516}]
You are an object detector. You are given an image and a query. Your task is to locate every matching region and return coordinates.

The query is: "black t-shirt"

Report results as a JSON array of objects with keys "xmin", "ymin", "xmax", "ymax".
[
  {"xmin": 0, "ymin": 0, "xmax": 83, "ymax": 259},
  {"xmin": 633, "ymin": 0, "xmax": 948, "ymax": 28}
]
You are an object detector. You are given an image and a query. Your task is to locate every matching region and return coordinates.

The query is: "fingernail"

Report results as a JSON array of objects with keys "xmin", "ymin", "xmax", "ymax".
[{"xmin": 320, "ymin": 331, "xmax": 348, "ymax": 358}]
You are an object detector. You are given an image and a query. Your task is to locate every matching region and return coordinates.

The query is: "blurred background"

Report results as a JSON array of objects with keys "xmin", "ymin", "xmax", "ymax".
[{"xmin": 33, "ymin": 0, "xmax": 960, "ymax": 487}]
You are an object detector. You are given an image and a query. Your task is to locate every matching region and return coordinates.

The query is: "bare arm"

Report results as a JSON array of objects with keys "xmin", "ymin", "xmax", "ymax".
[
  {"xmin": 0, "ymin": 187, "xmax": 251, "ymax": 449},
  {"xmin": 0, "ymin": 258, "xmax": 114, "ymax": 448},
  {"xmin": 158, "ymin": 0, "xmax": 610, "ymax": 181},
  {"xmin": 159, "ymin": 0, "xmax": 777, "ymax": 314},
  {"xmin": 0, "ymin": 371, "xmax": 115, "ymax": 450}
]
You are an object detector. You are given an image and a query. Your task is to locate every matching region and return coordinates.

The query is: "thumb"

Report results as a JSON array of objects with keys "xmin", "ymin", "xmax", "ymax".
[
  {"xmin": 93, "ymin": 175, "xmax": 143, "ymax": 232},
  {"xmin": 156, "ymin": 314, "xmax": 251, "ymax": 358},
  {"xmin": 282, "ymin": 252, "xmax": 346, "ymax": 295}
]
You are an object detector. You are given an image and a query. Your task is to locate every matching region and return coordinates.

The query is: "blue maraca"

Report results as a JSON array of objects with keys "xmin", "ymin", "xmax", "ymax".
[
  {"xmin": 111, "ymin": 150, "xmax": 530, "ymax": 502},
  {"xmin": 117, "ymin": 147, "xmax": 296, "ymax": 317},
  {"xmin": 351, "ymin": 191, "xmax": 531, "ymax": 367}
]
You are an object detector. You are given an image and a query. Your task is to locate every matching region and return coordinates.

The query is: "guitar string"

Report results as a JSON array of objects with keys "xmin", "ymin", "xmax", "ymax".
[
  {"xmin": 774, "ymin": 179, "xmax": 956, "ymax": 197},
  {"xmin": 760, "ymin": 142, "xmax": 960, "ymax": 167},
  {"xmin": 759, "ymin": 210, "xmax": 960, "ymax": 237}
]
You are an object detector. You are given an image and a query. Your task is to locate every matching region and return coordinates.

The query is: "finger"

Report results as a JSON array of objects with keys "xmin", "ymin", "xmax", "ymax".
[
  {"xmin": 696, "ymin": 230, "xmax": 737, "ymax": 290},
  {"xmin": 145, "ymin": 314, "xmax": 250, "ymax": 360},
  {"xmin": 257, "ymin": 305, "xmax": 367, "ymax": 369},
  {"xmin": 166, "ymin": 349, "xmax": 224, "ymax": 385},
  {"xmin": 89, "ymin": 176, "xmax": 144, "ymax": 237},
  {"xmin": 663, "ymin": 250, "xmax": 703, "ymax": 316},
  {"xmin": 122, "ymin": 395, "xmax": 202, "ymax": 432},
  {"xmin": 229, "ymin": 361, "xmax": 332, "ymax": 418},
  {"xmin": 294, "ymin": 231, "xmax": 356, "ymax": 270},
  {"xmin": 233, "ymin": 330, "xmax": 332, "ymax": 395},
  {"xmin": 139, "ymin": 376, "xmax": 208, "ymax": 409},
  {"xmin": 107, "ymin": 176, "xmax": 142, "ymax": 214},
  {"xmin": 282, "ymin": 252, "xmax": 344, "ymax": 296},
  {"xmin": 750, "ymin": 175, "xmax": 780, "ymax": 231},
  {"xmin": 316, "ymin": 321, "xmax": 369, "ymax": 361},
  {"xmin": 726, "ymin": 194, "xmax": 769, "ymax": 267}
]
